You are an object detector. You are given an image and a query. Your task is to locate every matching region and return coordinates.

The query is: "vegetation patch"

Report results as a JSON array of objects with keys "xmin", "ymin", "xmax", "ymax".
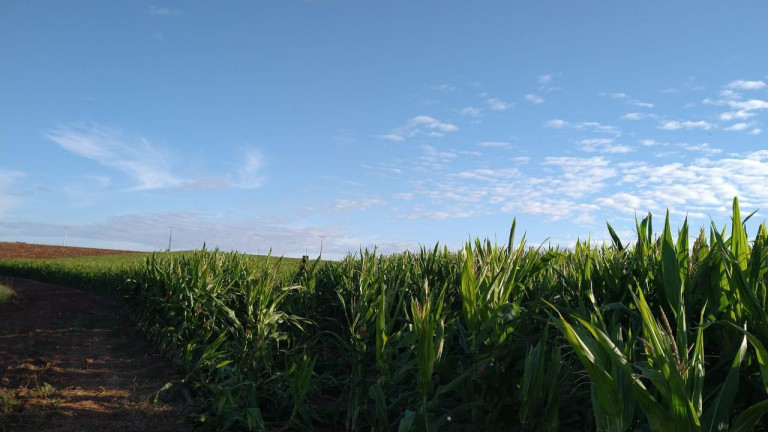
[{"xmin": 0, "ymin": 284, "xmax": 15, "ymax": 305}]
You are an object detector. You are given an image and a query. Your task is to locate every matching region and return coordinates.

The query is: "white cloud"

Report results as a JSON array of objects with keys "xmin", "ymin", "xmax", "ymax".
[
  {"xmin": 617, "ymin": 151, "xmax": 768, "ymax": 211},
  {"xmin": 622, "ymin": 112, "xmax": 657, "ymax": 120},
  {"xmin": 633, "ymin": 101, "xmax": 654, "ymax": 108},
  {"xmin": 486, "ymin": 98, "xmax": 513, "ymax": 111},
  {"xmin": 377, "ymin": 134, "xmax": 406, "ymax": 142},
  {"xmin": 45, "ymin": 124, "xmax": 186, "ymax": 191},
  {"xmin": 720, "ymin": 110, "xmax": 755, "ymax": 121},
  {"xmin": 728, "ymin": 99, "xmax": 768, "ymax": 111},
  {"xmin": 658, "ymin": 120, "xmax": 715, "ymax": 131},
  {"xmin": 148, "ymin": 5, "xmax": 182, "ymax": 16},
  {"xmin": 725, "ymin": 80, "xmax": 767, "ymax": 91},
  {"xmin": 602, "ymin": 92, "xmax": 654, "ymax": 108},
  {"xmin": 719, "ymin": 90, "xmax": 741, "ymax": 100},
  {"xmin": 595, "ymin": 192, "xmax": 656, "ymax": 215},
  {"xmin": 410, "ymin": 115, "xmax": 458, "ymax": 133},
  {"xmin": 724, "ymin": 122, "xmax": 753, "ymax": 132},
  {"xmin": 459, "ymin": 107, "xmax": 483, "ymax": 118},
  {"xmin": 416, "ymin": 144, "xmax": 458, "ymax": 170},
  {"xmin": 512, "ymin": 156, "xmax": 530, "ymax": 164},
  {"xmin": 750, "ymin": 128, "xmax": 762, "ymax": 135},
  {"xmin": 390, "ymin": 145, "xmax": 768, "ymax": 234},
  {"xmin": 429, "ymin": 83, "xmax": 455, "ymax": 92},
  {"xmin": 537, "ymin": 73, "xmax": 561, "ymax": 92},
  {"xmin": 525, "ymin": 94, "xmax": 544, "ymax": 104},
  {"xmin": 544, "ymin": 119, "xmax": 567, "ymax": 128},
  {"xmin": 604, "ymin": 144, "xmax": 632, "ymax": 154},
  {"xmin": 679, "ymin": 142, "xmax": 721, "ymax": 155},
  {"xmin": 380, "ymin": 115, "xmax": 459, "ymax": 141},
  {"xmin": 477, "ymin": 141, "xmax": 511, "ymax": 148},
  {"xmin": 578, "ymin": 138, "xmax": 613, "ymax": 146},
  {"xmin": 329, "ymin": 197, "xmax": 385, "ymax": 212},
  {"xmin": 0, "ymin": 168, "xmax": 24, "ymax": 189},
  {"xmin": 544, "ymin": 119, "xmax": 621, "ymax": 136},
  {"xmin": 578, "ymin": 138, "xmax": 630, "ymax": 154},
  {"xmin": 541, "ymin": 156, "xmax": 618, "ymax": 200}
]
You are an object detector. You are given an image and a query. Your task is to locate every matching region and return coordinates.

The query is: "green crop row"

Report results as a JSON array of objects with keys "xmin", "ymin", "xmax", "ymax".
[{"xmin": 2, "ymin": 198, "xmax": 768, "ymax": 431}]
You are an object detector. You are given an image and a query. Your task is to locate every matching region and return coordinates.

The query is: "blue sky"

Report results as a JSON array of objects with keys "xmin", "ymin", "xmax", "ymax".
[{"xmin": 2, "ymin": 1, "xmax": 768, "ymax": 258}]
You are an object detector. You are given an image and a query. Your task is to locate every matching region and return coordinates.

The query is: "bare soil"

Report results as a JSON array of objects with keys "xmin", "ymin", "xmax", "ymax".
[
  {"xmin": 0, "ymin": 276, "xmax": 190, "ymax": 431},
  {"xmin": 0, "ymin": 242, "xmax": 140, "ymax": 260}
]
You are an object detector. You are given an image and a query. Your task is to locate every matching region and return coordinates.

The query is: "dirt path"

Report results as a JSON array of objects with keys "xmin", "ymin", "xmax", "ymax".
[{"xmin": 0, "ymin": 277, "xmax": 190, "ymax": 432}]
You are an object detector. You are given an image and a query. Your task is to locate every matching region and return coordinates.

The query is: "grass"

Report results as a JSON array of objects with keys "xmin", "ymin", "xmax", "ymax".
[
  {"xmin": 0, "ymin": 284, "xmax": 15, "ymax": 305},
  {"xmin": 2, "ymin": 199, "xmax": 768, "ymax": 430}
]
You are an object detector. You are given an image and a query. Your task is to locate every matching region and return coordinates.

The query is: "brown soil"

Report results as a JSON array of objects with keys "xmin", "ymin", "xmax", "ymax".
[
  {"xmin": 0, "ymin": 276, "xmax": 190, "ymax": 432},
  {"xmin": 0, "ymin": 243, "xmax": 141, "ymax": 260}
]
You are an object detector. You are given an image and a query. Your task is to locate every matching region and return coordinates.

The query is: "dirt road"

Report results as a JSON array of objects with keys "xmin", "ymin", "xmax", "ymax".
[{"xmin": 0, "ymin": 277, "xmax": 189, "ymax": 431}]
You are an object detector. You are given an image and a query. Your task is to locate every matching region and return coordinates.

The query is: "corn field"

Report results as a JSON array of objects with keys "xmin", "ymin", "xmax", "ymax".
[{"xmin": 3, "ymin": 197, "xmax": 768, "ymax": 431}]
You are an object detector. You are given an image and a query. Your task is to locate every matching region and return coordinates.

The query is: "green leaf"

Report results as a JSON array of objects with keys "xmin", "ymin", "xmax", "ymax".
[
  {"xmin": 661, "ymin": 210, "xmax": 683, "ymax": 314},
  {"xmin": 701, "ymin": 331, "xmax": 747, "ymax": 432},
  {"xmin": 730, "ymin": 399, "xmax": 768, "ymax": 432},
  {"xmin": 607, "ymin": 222, "xmax": 624, "ymax": 252},
  {"xmin": 730, "ymin": 197, "xmax": 749, "ymax": 272},
  {"xmin": 398, "ymin": 409, "xmax": 416, "ymax": 432}
]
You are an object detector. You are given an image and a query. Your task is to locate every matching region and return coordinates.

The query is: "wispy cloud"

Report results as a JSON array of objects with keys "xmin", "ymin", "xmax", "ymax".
[
  {"xmin": 0, "ymin": 168, "xmax": 24, "ymax": 189},
  {"xmin": 705, "ymin": 81, "xmax": 768, "ymax": 123},
  {"xmin": 525, "ymin": 94, "xmax": 544, "ymax": 104},
  {"xmin": 429, "ymin": 83, "xmax": 455, "ymax": 92},
  {"xmin": 485, "ymin": 97, "xmax": 513, "ymax": 111},
  {"xmin": 477, "ymin": 141, "xmax": 511, "ymax": 148},
  {"xmin": 234, "ymin": 147, "xmax": 265, "ymax": 189},
  {"xmin": 728, "ymin": 99, "xmax": 768, "ymax": 111},
  {"xmin": 578, "ymin": 138, "xmax": 632, "ymax": 154},
  {"xmin": 459, "ymin": 107, "xmax": 483, "ymax": 118},
  {"xmin": 679, "ymin": 142, "xmax": 721, "ymax": 155},
  {"xmin": 379, "ymin": 115, "xmax": 459, "ymax": 141},
  {"xmin": 658, "ymin": 120, "xmax": 715, "ymax": 131},
  {"xmin": 720, "ymin": 110, "xmax": 755, "ymax": 121},
  {"xmin": 329, "ymin": 197, "xmax": 385, "ymax": 212},
  {"xmin": 377, "ymin": 134, "xmax": 406, "ymax": 142},
  {"xmin": 45, "ymin": 124, "xmax": 186, "ymax": 191},
  {"xmin": 724, "ymin": 122, "xmax": 754, "ymax": 132},
  {"xmin": 544, "ymin": 119, "xmax": 621, "ymax": 137},
  {"xmin": 601, "ymin": 92, "xmax": 654, "ymax": 108},
  {"xmin": 537, "ymin": 73, "xmax": 560, "ymax": 92},
  {"xmin": 416, "ymin": 144, "xmax": 458, "ymax": 171},
  {"xmin": 44, "ymin": 123, "xmax": 263, "ymax": 191},
  {"xmin": 148, "ymin": 5, "xmax": 182, "ymax": 16},
  {"xmin": 621, "ymin": 112, "xmax": 658, "ymax": 121}
]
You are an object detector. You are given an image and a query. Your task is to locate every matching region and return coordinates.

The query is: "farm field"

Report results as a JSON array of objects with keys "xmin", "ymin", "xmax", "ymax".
[
  {"xmin": 0, "ymin": 242, "xmax": 142, "ymax": 260},
  {"xmin": 1, "ymin": 199, "xmax": 768, "ymax": 431}
]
